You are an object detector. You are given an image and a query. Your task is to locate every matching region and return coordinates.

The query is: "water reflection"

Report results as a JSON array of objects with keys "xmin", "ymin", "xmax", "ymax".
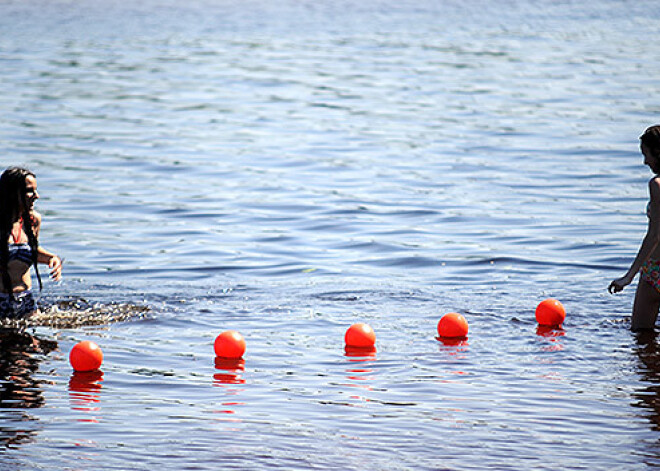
[
  {"xmin": 633, "ymin": 331, "xmax": 660, "ymax": 432},
  {"xmin": 344, "ymin": 345, "xmax": 377, "ymax": 360},
  {"xmin": 69, "ymin": 370, "xmax": 104, "ymax": 422},
  {"xmin": 0, "ymin": 328, "xmax": 57, "ymax": 448},
  {"xmin": 213, "ymin": 358, "xmax": 246, "ymax": 417},
  {"xmin": 535, "ymin": 325, "xmax": 565, "ymax": 352},
  {"xmin": 535, "ymin": 325, "xmax": 566, "ymax": 338},
  {"xmin": 436, "ymin": 336, "xmax": 469, "ymax": 348},
  {"xmin": 213, "ymin": 357, "xmax": 246, "ymax": 386},
  {"xmin": 436, "ymin": 337, "xmax": 470, "ymax": 366},
  {"xmin": 344, "ymin": 346, "xmax": 377, "ymax": 381},
  {"xmin": 435, "ymin": 337, "xmax": 470, "ymax": 379},
  {"xmin": 343, "ymin": 347, "xmax": 377, "ymax": 400}
]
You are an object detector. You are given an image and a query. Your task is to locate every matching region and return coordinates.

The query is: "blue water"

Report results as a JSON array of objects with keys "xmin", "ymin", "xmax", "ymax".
[{"xmin": 2, "ymin": 0, "xmax": 660, "ymax": 469}]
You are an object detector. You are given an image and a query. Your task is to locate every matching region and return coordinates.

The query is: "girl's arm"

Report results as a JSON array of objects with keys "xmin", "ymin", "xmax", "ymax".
[
  {"xmin": 31, "ymin": 211, "xmax": 63, "ymax": 281},
  {"xmin": 36, "ymin": 246, "xmax": 62, "ymax": 281}
]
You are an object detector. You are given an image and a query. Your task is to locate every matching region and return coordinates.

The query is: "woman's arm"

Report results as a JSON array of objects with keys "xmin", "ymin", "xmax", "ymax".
[
  {"xmin": 31, "ymin": 210, "xmax": 63, "ymax": 281},
  {"xmin": 609, "ymin": 177, "xmax": 660, "ymax": 293},
  {"xmin": 36, "ymin": 246, "xmax": 62, "ymax": 281}
]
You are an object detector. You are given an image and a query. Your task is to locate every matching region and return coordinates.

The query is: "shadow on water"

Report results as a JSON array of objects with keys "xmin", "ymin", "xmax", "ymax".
[{"xmin": 0, "ymin": 328, "xmax": 57, "ymax": 449}]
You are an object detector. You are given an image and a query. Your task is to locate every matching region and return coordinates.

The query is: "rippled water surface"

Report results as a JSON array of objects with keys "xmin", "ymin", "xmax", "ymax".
[{"xmin": 2, "ymin": 1, "xmax": 660, "ymax": 469}]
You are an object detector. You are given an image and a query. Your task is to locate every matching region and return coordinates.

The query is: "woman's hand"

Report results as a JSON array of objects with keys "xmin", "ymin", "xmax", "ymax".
[
  {"xmin": 609, "ymin": 274, "xmax": 633, "ymax": 294},
  {"xmin": 49, "ymin": 255, "xmax": 63, "ymax": 281}
]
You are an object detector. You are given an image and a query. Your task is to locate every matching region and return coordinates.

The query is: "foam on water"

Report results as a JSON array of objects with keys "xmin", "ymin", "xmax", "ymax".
[{"xmin": 0, "ymin": 298, "xmax": 150, "ymax": 329}]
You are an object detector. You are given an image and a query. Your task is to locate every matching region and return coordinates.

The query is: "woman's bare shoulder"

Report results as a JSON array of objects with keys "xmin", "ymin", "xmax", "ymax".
[
  {"xmin": 650, "ymin": 177, "xmax": 660, "ymax": 193},
  {"xmin": 29, "ymin": 210, "xmax": 42, "ymax": 227}
]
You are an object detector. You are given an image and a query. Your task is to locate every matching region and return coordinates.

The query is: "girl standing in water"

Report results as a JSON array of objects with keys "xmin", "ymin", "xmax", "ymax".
[
  {"xmin": 610, "ymin": 126, "xmax": 660, "ymax": 330},
  {"xmin": 0, "ymin": 167, "xmax": 62, "ymax": 318}
]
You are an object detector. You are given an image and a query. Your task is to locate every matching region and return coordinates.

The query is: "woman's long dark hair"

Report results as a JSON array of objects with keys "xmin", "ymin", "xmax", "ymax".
[{"xmin": 0, "ymin": 167, "xmax": 42, "ymax": 294}]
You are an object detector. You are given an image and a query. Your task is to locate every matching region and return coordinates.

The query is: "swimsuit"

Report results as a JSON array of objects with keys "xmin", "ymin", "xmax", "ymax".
[
  {"xmin": 0, "ymin": 290, "xmax": 37, "ymax": 318},
  {"xmin": 641, "ymin": 259, "xmax": 660, "ymax": 294},
  {"xmin": 0, "ymin": 221, "xmax": 37, "ymax": 318},
  {"xmin": 8, "ymin": 242, "xmax": 33, "ymax": 265},
  {"xmin": 8, "ymin": 217, "xmax": 33, "ymax": 265},
  {"xmin": 640, "ymin": 203, "xmax": 660, "ymax": 293}
]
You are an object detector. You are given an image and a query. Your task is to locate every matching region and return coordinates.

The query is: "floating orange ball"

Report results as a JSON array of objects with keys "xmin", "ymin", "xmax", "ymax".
[
  {"xmin": 437, "ymin": 313, "xmax": 468, "ymax": 338},
  {"xmin": 344, "ymin": 323, "xmax": 376, "ymax": 348},
  {"xmin": 535, "ymin": 298, "xmax": 566, "ymax": 327},
  {"xmin": 214, "ymin": 330, "xmax": 246, "ymax": 359},
  {"xmin": 69, "ymin": 340, "xmax": 104, "ymax": 372}
]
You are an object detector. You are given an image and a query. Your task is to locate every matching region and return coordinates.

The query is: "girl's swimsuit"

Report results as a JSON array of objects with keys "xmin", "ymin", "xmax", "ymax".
[
  {"xmin": 641, "ymin": 203, "xmax": 660, "ymax": 293},
  {"xmin": 8, "ymin": 242, "xmax": 33, "ymax": 265},
  {"xmin": 0, "ymin": 290, "xmax": 36, "ymax": 318},
  {"xmin": 641, "ymin": 259, "xmax": 660, "ymax": 294},
  {"xmin": 1, "ymin": 230, "xmax": 37, "ymax": 318}
]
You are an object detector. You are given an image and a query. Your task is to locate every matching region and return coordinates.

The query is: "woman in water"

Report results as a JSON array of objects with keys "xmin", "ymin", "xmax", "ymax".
[
  {"xmin": 0, "ymin": 167, "xmax": 62, "ymax": 318},
  {"xmin": 609, "ymin": 126, "xmax": 660, "ymax": 330}
]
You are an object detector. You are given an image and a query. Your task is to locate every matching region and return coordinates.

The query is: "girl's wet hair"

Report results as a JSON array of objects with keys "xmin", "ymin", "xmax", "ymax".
[
  {"xmin": 0, "ymin": 167, "xmax": 42, "ymax": 294},
  {"xmin": 641, "ymin": 125, "xmax": 660, "ymax": 158}
]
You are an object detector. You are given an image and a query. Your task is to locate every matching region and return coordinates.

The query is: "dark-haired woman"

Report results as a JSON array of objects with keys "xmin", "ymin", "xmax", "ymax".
[
  {"xmin": 610, "ymin": 126, "xmax": 660, "ymax": 330},
  {"xmin": 0, "ymin": 167, "xmax": 62, "ymax": 319}
]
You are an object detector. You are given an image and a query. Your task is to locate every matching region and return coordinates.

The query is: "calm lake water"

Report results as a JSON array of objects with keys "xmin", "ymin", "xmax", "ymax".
[{"xmin": 2, "ymin": 0, "xmax": 660, "ymax": 469}]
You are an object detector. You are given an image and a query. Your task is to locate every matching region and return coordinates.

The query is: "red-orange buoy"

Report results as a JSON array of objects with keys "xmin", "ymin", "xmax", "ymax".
[
  {"xmin": 69, "ymin": 340, "xmax": 104, "ymax": 372},
  {"xmin": 214, "ymin": 330, "xmax": 246, "ymax": 359},
  {"xmin": 344, "ymin": 323, "xmax": 376, "ymax": 348},
  {"xmin": 535, "ymin": 299, "xmax": 566, "ymax": 327},
  {"xmin": 437, "ymin": 313, "xmax": 468, "ymax": 338}
]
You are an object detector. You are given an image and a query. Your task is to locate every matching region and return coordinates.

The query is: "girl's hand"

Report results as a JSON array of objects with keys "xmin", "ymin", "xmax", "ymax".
[
  {"xmin": 609, "ymin": 274, "xmax": 633, "ymax": 294},
  {"xmin": 49, "ymin": 256, "xmax": 63, "ymax": 281}
]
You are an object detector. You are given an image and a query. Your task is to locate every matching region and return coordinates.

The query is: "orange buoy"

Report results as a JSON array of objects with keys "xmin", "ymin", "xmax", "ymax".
[
  {"xmin": 214, "ymin": 330, "xmax": 246, "ymax": 359},
  {"xmin": 69, "ymin": 340, "xmax": 104, "ymax": 372},
  {"xmin": 535, "ymin": 299, "xmax": 566, "ymax": 327},
  {"xmin": 437, "ymin": 312, "xmax": 468, "ymax": 339},
  {"xmin": 344, "ymin": 323, "xmax": 376, "ymax": 348}
]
